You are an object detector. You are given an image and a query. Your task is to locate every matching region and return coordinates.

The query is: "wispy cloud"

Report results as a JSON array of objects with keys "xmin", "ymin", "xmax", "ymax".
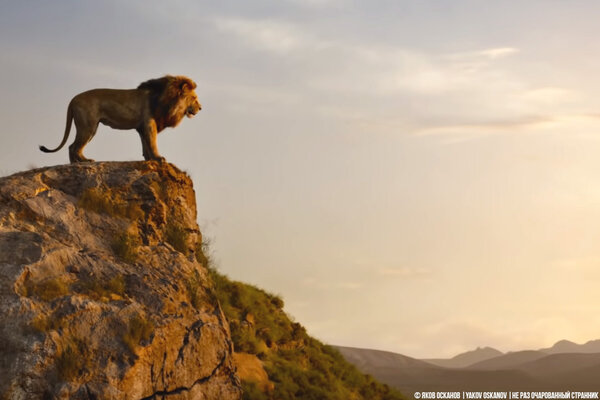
[
  {"xmin": 301, "ymin": 277, "xmax": 363, "ymax": 290},
  {"xmin": 447, "ymin": 47, "xmax": 520, "ymax": 62},
  {"xmin": 213, "ymin": 17, "xmax": 315, "ymax": 53},
  {"xmin": 211, "ymin": 16, "xmax": 523, "ymax": 95},
  {"xmin": 479, "ymin": 47, "xmax": 520, "ymax": 59},
  {"xmin": 377, "ymin": 267, "xmax": 430, "ymax": 278},
  {"xmin": 415, "ymin": 115, "xmax": 555, "ymax": 136},
  {"xmin": 210, "ymin": 14, "xmax": 597, "ymax": 143}
]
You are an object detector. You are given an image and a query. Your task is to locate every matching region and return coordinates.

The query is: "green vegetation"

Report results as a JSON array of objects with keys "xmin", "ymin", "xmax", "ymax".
[
  {"xmin": 30, "ymin": 314, "xmax": 62, "ymax": 333},
  {"xmin": 56, "ymin": 343, "xmax": 79, "ymax": 381},
  {"xmin": 242, "ymin": 381, "xmax": 265, "ymax": 400},
  {"xmin": 78, "ymin": 186, "xmax": 144, "ymax": 220},
  {"xmin": 107, "ymin": 275, "xmax": 126, "ymax": 296},
  {"xmin": 209, "ymin": 268, "xmax": 404, "ymax": 400},
  {"xmin": 186, "ymin": 269, "xmax": 203, "ymax": 309},
  {"xmin": 30, "ymin": 315, "xmax": 51, "ymax": 333},
  {"xmin": 195, "ymin": 238, "xmax": 212, "ymax": 267},
  {"xmin": 165, "ymin": 221, "xmax": 189, "ymax": 254},
  {"xmin": 24, "ymin": 277, "xmax": 69, "ymax": 301},
  {"xmin": 122, "ymin": 314, "xmax": 154, "ymax": 353},
  {"xmin": 78, "ymin": 275, "xmax": 126, "ymax": 300},
  {"xmin": 111, "ymin": 232, "xmax": 139, "ymax": 263},
  {"xmin": 29, "ymin": 311, "xmax": 70, "ymax": 334},
  {"xmin": 56, "ymin": 337, "xmax": 91, "ymax": 382}
]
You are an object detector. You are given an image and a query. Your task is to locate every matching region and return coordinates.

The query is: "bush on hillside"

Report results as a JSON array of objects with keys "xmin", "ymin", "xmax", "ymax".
[{"xmin": 208, "ymin": 267, "xmax": 404, "ymax": 400}]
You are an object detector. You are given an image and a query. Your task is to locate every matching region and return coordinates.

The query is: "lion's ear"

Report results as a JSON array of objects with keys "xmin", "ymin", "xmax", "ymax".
[{"xmin": 181, "ymin": 82, "xmax": 190, "ymax": 92}]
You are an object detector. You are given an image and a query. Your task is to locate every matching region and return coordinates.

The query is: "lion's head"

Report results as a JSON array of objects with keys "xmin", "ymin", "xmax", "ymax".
[{"xmin": 138, "ymin": 75, "xmax": 201, "ymax": 132}]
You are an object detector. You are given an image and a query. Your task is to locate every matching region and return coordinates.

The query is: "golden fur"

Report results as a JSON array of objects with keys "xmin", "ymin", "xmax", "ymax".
[{"xmin": 40, "ymin": 75, "xmax": 201, "ymax": 163}]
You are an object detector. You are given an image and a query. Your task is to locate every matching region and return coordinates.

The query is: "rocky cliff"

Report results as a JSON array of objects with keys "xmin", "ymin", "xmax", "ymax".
[{"xmin": 0, "ymin": 162, "xmax": 241, "ymax": 400}]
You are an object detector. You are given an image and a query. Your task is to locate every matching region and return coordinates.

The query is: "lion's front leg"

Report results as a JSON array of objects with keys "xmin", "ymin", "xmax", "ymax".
[{"xmin": 138, "ymin": 120, "xmax": 165, "ymax": 162}]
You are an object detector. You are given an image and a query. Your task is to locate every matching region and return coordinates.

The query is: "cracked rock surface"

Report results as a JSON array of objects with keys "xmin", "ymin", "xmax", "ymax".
[{"xmin": 0, "ymin": 162, "xmax": 242, "ymax": 400}]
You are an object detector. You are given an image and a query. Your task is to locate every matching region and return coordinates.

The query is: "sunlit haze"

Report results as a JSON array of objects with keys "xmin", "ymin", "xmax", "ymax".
[{"xmin": 2, "ymin": 1, "xmax": 600, "ymax": 358}]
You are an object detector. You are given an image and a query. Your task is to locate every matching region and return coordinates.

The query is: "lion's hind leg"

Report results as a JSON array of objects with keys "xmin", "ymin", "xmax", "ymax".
[
  {"xmin": 69, "ymin": 143, "xmax": 96, "ymax": 163},
  {"xmin": 68, "ymin": 117, "xmax": 98, "ymax": 163}
]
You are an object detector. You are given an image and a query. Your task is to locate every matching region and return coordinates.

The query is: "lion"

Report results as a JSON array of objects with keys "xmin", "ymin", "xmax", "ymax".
[{"xmin": 39, "ymin": 75, "xmax": 201, "ymax": 163}]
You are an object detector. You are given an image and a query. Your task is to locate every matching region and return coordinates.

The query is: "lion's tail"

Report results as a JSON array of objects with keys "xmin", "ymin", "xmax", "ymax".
[{"xmin": 40, "ymin": 102, "xmax": 73, "ymax": 153}]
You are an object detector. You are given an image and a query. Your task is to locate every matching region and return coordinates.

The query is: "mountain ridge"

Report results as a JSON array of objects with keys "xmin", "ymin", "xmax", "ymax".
[
  {"xmin": 336, "ymin": 340, "xmax": 600, "ymax": 393},
  {"xmin": 425, "ymin": 346, "xmax": 504, "ymax": 368},
  {"xmin": 539, "ymin": 339, "xmax": 600, "ymax": 354}
]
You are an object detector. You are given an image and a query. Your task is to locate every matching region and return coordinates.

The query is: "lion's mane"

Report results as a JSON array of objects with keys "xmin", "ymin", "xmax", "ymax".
[{"xmin": 138, "ymin": 75, "xmax": 198, "ymax": 132}]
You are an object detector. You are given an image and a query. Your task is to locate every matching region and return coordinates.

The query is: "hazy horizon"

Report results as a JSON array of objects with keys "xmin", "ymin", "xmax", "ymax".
[{"xmin": 2, "ymin": 1, "xmax": 600, "ymax": 358}]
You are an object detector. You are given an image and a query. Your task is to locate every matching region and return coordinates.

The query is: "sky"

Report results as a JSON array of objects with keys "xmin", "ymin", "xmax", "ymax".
[{"xmin": 2, "ymin": 0, "xmax": 600, "ymax": 358}]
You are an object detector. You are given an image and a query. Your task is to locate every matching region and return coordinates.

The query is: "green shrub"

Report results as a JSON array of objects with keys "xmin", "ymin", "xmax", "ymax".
[
  {"xmin": 30, "ymin": 315, "xmax": 50, "ymax": 332},
  {"xmin": 209, "ymin": 268, "xmax": 291, "ymax": 350},
  {"xmin": 25, "ymin": 277, "xmax": 69, "ymax": 301},
  {"xmin": 56, "ymin": 344, "xmax": 78, "ymax": 381},
  {"xmin": 195, "ymin": 238, "xmax": 212, "ymax": 267},
  {"xmin": 186, "ymin": 269, "xmax": 203, "ymax": 309},
  {"xmin": 123, "ymin": 314, "xmax": 154, "ymax": 353},
  {"xmin": 79, "ymin": 187, "xmax": 113, "ymax": 215},
  {"xmin": 208, "ymin": 266, "xmax": 404, "ymax": 400},
  {"xmin": 56, "ymin": 338, "xmax": 90, "ymax": 382},
  {"xmin": 78, "ymin": 275, "xmax": 126, "ymax": 300},
  {"xmin": 111, "ymin": 232, "xmax": 139, "ymax": 263},
  {"xmin": 242, "ymin": 381, "xmax": 264, "ymax": 400},
  {"xmin": 78, "ymin": 187, "xmax": 144, "ymax": 220},
  {"xmin": 29, "ymin": 312, "xmax": 68, "ymax": 333},
  {"xmin": 107, "ymin": 275, "xmax": 126, "ymax": 295},
  {"xmin": 232, "ymin": 328, "xmax": 263, "ymax": 354},
  {"xmin": 165, "ymin": 221, "xmax": 189, "ymax": 254}
]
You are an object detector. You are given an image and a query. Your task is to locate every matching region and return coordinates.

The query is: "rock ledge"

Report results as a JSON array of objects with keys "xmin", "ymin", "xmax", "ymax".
[{"xmin": 0, "ymin": 162, "xmax": 241, "ymax": 400}]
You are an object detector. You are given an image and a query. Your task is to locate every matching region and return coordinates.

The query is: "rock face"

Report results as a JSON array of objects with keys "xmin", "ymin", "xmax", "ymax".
[{"xmin": 0, "ymin": 162, "xmax": 242, "ymax": 400}]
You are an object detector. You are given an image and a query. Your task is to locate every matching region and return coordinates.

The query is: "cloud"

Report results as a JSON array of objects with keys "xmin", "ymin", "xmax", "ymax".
[
  {"xmin": 302, "ymin": 277, "xmax": 363, "ymax": 290},
  {"xmin": 446, "ymin": 47, "xmax": 519, "ymax": 62},
  {"xmin": 211, "ymin": 16, "xmax": 523, "ymax": 97},
  {"xmin": 209, "ymin": 14, "xmax": 598, "ymax": 143},
  {"xmin": 377, "ymin": 267, "xmax": 430, "ymax": 278},
  {"xmin": 415, "ymin": 115, "xmax": 555, "ymax": 136},
  {"xmin": 213, "ymin": 17, "xmax": 313, "ymax": 53},
  {"xmin": 479, "ymin": 47, "xmax": 520, "ymax": 59}
]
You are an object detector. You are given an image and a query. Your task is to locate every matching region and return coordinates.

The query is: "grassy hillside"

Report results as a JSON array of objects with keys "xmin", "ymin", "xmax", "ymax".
[{"xmin": 207, "ymin": 267, "xmax": 404, "ymax": 400}]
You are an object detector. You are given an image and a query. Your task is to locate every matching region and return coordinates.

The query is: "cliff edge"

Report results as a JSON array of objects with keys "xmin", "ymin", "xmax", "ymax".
[{"xmin": 0, "ymin": 162, "xmax": 241, "ymax": 399}]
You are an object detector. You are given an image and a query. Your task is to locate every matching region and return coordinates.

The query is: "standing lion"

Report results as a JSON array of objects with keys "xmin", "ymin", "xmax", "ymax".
[{"xmin": 39, "ymin": 75, "xmax": 201, "ymax": 163}]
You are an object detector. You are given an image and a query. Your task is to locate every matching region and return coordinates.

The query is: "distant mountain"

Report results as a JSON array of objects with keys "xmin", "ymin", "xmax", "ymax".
[
  {"xmin": 335, "ymin": 346, "xmax": 436, "ymax": 370},
  {"xmin": 515, "ymin": 353, "xmax": 600, "ymax": 379},
  {"xmin": 540, "ymin": 339, "xmax": 600, "ymax": 354},
  {"xmin": 426, "ymin": 346, "xmax": 504, "ymax": 368},
  {"xmin": 335, "ymin": 342, "xmax": 600, "ymax": 394},
  {"xmin": 334, "ymin": 346, "xmax": 539, "ymax": 393},
  {"xmin": 465, "ymin": 350, "xmax": 547, "ymax": 370}
]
